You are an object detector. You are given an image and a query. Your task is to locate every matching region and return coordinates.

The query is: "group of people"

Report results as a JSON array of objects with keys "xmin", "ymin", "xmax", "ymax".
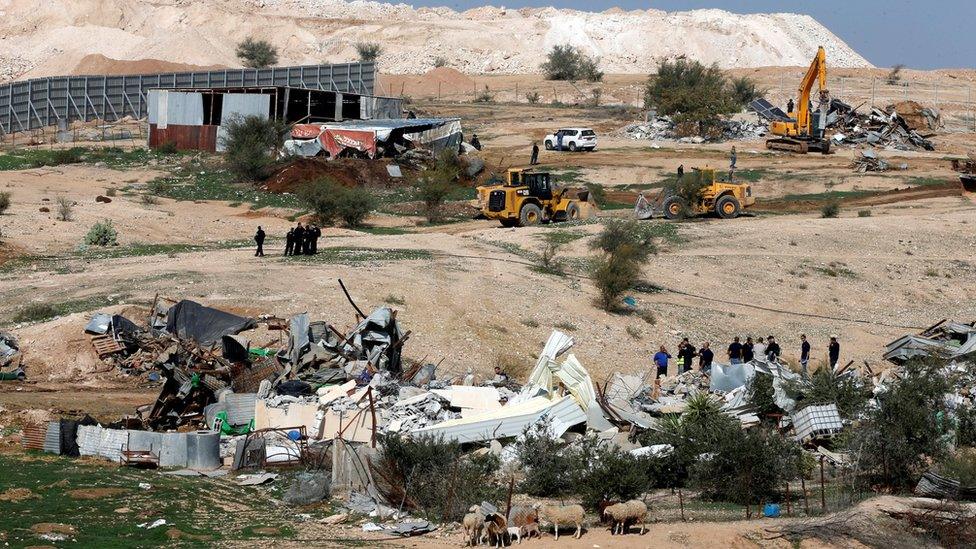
[
  {"xmin": 254, "ymin": 223, "xmax": 322, "ymax": 257},
  {"xmin": 653, "ymin": 333, "xmax": 840, "ymax": 378}
]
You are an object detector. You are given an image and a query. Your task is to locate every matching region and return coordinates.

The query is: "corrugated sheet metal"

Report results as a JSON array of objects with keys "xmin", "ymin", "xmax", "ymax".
[
  {"xmin": 22, "ymin": 423, "xmax": 47, "ymax": 451},
  {"xmin": 224, "ymin": 393, "xmax": 258, "ymax": 426},
  {"xmin": 149, "ymin": 124, "xmax": 218, "ymax": 152},
  {"xmin": 412, "ymin": 395, "xmax": 587, "ymax": 444},
  {"xmin": 42, "ymin": 421, "xmax": 61, "ymax": 454},
  {"xmin": 221, "ymin": 93, "xmax": 270, "ymax": 122},
  {"xmin": 78, "ymin": 425, "xmax": 128, "ymax": 462}
]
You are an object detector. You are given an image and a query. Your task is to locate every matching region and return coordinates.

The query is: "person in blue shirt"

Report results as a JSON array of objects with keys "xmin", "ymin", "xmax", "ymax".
[{"xmin": 653, "ymin": 345, "xmax": 671, "ymax": 378}]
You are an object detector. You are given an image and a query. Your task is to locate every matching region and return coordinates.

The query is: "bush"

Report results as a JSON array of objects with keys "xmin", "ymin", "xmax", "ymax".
[
  {"xmin": 221, "ymin": 115, "xmax": 286, "ymax": 181},
  {"xmin": 526, "ymin": 91, "xmax": 541, "ymax": 104},
  {"xmin": 857, "ymin": 209, "xmax": 872, "ymax": 217},
  {"xmin": 821, "ymin": 201, "xmax": 840, "ymax": 218},
  {"xmin": 236, "ymin": 37, "xmax": 278, "ymax": 68},
  {"xmin": 55, "ymin": 196, "xmax": 73, "ymax": 221},
  {"xmin": 886, "ymin": 64, "xmax": 905, "ymax": 86},
  {"xmin": 746, "ymin": 374, "xmax": 780, "ymax": 422},
  {"xmin": 433, "ymin": 56, "xmax": 449, "ymax": 68},
  {"xmin": 414, "ymin": 150, "xmax": 461, "ymax": 223},
  {"xmin": 104, "ymin": 188, "xmax": 117, "ymax": 197},
  {"xmin": 140, "ymin": 193, "xmax": 159, "ymax": 205},
  {"xmin": 299, "ymin": 178, "xmax": 374, "ymax": 228},
  {"xmin": 728, "ymin": 75, "xmax": 763, "ymax": 106},
  {"xmin": 576, "ymin": 444, "xmax": 650, "ymax": 511},
  {"xmin": 663, "ymin": 169, "xmax": 709, "ymax": 213},
  {"xmin": 515, "ymin": 424, "xmax": 586, "ymax": 497},
  {"xmin": 537, "ymin": 232, "xmax": 564, "ymax": 274},
  {"xmin": 372, "ymin": 433, "xmax": 502, "ymax": 522},
  {"xmin": 782, "ymin": 368, "xmax": 871, "ymax": 419},
  {"xmin": 84, "ymin": 219, "xmax": 118, "ymax": 246},
  {"xmin": 848, "ymin": 359, "xmax": 952, "ymax": 489},
  {"xmin": 474, "ymin": 86, "xmax": 494, "ymax": 103},
  {"xmin": 356, "ymin": 42, "xmax": 383, "ymax": 62},
  {"xmin": 156, "ymin": 141, "xmax": 178, "ymax": 155},
  {"xmin": 587, "ymin": 88, "xmax": 602, "ymax": 108},
  {"xmin": 590, "ymin": 219, "xmax": 659, "ymax": 311},
  {"xmin": 0, "ymin": 191, "xmax": 10, "ymax": 215},
  {"xmin": 541, "ymin": 45, "xmax": 603, "ymax": 82},
  {"xmin": 644, "ymin": 59, "xmax": 740, "ymax": 132}
]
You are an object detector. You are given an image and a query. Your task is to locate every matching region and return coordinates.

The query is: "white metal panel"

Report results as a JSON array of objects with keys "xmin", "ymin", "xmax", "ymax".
[
  {"xmin": 412, "ymin": 395, "xmax": 586, "ymax": 444},
  {"xmin": 220, "ymin": 93, "xmax": 270, "ymax": 122}
]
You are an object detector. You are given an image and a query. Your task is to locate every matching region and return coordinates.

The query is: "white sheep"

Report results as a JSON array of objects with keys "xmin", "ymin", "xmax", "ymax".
[
  {"xmin": 506, "ymin": 526, "xmax": 522, "ymax": 544},
  {"xmin": 536, "ymin": 503, "xmax": 585, "ymax": 540},
  {"xmin": 462, "ymin": 505, "xmax": 485, "ymax": 547},
  {"xmin": 602, "ymin": 499, "xmax": 647, "ymax": 535}
]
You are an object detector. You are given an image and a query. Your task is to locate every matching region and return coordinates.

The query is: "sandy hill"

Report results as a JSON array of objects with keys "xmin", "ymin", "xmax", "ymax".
[{"xmin": 0, "ymin": 0, "xmax": 871, "ymax": 82}]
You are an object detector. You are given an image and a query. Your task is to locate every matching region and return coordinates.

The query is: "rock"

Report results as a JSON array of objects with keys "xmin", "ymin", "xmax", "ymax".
[
  {"xmin": 95, "ymin": 195, "xmax": 112, "ymax": 203},
  {"xmin": 321, "ymin": 513, "xmax": 348, "ymax": 524}
]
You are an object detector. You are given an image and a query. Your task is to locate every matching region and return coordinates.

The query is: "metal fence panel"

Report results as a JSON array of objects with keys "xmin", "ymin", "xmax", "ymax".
[{"xmin": 0, "ymin": 62, "xmax": 376, "ymax": 134}]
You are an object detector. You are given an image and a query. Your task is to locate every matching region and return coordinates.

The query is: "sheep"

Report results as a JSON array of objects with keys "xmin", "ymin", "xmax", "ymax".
[
  {"xmin": 521, "ymin": 522, "xmax": 541, "ymax": 540},
  {"xmin": 536, "ymin": 503, "xmax": 585, "ymax": 540},
  {"xmin": 462, "ymin": 505, "xmax": 485, "ymax": 547},
  {"xmin": 483, "ymin": 512, "xmax": 508, "ymax": 548},
  {"xmin": 602, "ymin": 499, "xmax": 647, "ymax": 535},
  {"xmin": 506, "ymin": 526, "xmax": 522, "ymax": 544}
]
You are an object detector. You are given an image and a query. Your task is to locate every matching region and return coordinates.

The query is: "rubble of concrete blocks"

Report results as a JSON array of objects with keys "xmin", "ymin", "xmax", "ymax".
[
  {"xmin": 619, "ymin": 114, "xmax": 767, "ymax": 143},
  {"xmin": 850, "ymin": 149, "xmax": 909, "ymax": 173}
]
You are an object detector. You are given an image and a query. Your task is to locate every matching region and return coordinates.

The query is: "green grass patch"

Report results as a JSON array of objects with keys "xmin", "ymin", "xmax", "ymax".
[
  {"xmin": 147, "ymin": 171, "xmax": 300, "ymax": 209},
  {"xmin": 732, "ymin": 168, "xmax": 768, "ymax": 183},
  {"xmin": 353, "ymin": 226, "xmax": 412, "ymax": 236},
  {"xmin": 780, "ymin": 189, "xmax": 876, "ymax": 202},
  {"xmin": 0, "ymin": 453, "xmax": 318, "ymax": 547},
  {"xmin": 907, "ymin": 176, "xmax": 949, "ymax": 187},
  {"xmin": 10, "ymin": 294, "xmax": 126, "ymax": 324},
  {"xmin": 0, "ymin": 147, "xmax": 175, "ymax": 171},
  {"xmin": 536, "ymin": 229, "xmax": 587, "ymax": 245},
  {"xmin": 284, "ymin": 246, "xmax": 432, "ymax": 264}
]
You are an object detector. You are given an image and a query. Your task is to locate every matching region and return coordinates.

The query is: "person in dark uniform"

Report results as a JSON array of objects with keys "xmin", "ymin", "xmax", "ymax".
[
  {"xmin": 310, "ymin": 224, "xmax": 321, "ymax": 254},
  {"xmin": 284, "ymin": 228, "xmax": 295, "ymax": 256},
  {"xmin": 828, "ymin": 335, "xmax": 840, "ymax": 370},
  {"xmin": 470, "ymin": 134, "xmax": 482, "ymax": 151},
  {"xmin": 699, "ymin": 341, "xmax": 714, "ymax": 373},
  {"xmin": 677, "ymin": 164, "xmax": 684, "ymax": 181},
  {"xmin": 742, "ymin": 336, "xmax": 755, "ymax": 363},
  {"xmin": 294, "ymin": 223, "xmax": 306, "ymax": 256},
  {"xmin": 254, "ymin": 226, "xmax": 265, "ymax": 257},
  {"xmin": 678, "ymin": 337, "xmax": 697, "ymax": 373},
  {"xmin": 727, "ymin": 336, "xmax": 743, "ymax": 364},
  {"xmin": 530, "ymin": 142, "xmax": 539, "ymax": 165},
  {"xmin": 765, "ymin": 335, "xmax": 781, "ymax": 361},
  {"xmin": 800, "ymin": 334, "xmax": 811, "ymax": 375},
  {"xmin": 787, "ymin": 98, "xmax": 795, "ymax": 114}
]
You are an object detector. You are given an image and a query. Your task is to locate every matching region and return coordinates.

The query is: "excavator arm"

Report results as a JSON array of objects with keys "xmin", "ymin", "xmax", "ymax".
[{"xmin": 795, "ymin": 46, "xmax": 828, "ymax": 135}]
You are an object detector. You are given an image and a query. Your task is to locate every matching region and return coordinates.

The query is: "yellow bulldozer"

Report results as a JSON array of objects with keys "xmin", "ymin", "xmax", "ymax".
[
  {"xmin": 637, "ymin": 167, "xmax": 754, "ymax": 220},
  {"xmin": 476, "ymin": 168, "xmax": 586, "ymax": 227},
  {"xmin": 764, "ymin": 46, "xmax": 832, "ymax": 154}
]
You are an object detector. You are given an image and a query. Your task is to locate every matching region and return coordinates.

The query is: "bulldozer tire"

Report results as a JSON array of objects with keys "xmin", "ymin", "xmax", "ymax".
[
  {"xmin": 519, "ymin": 203, "xmax": 543, "ymax": 226},
  {"xmin": 568, "ymin": 142, "xmax": 578, "ymax": 152},
  {"xmin": 499, "ymin": 218, "xmax": 519, "ymax": 228},
  {"xmin": 715, "ymin": 195, "xmax": 741, "ymax": 219},
  {"xmin": 564, "ymin": 202, "xmax": 580, "ymax": 221},
  {"xmin": 662, "ymin": 196, "xmax": 687, "ymax": 220}
]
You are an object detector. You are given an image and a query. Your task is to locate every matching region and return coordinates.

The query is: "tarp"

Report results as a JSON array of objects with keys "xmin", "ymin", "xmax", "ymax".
[
  {"xmin": 164, "ymin": 300, "xmax": 255, "ymax": 347},
  {"xmin": 288, "ymin": 118, "xmax": 462, "ymax": 159},
  {"xmin": 319, "ymin": 128, "xmax": 377, "ymax": 158}
]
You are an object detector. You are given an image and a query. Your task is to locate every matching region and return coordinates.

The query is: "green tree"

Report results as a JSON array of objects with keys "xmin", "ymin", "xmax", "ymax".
[
  {"xmin": 299, "ymin": 178, "xmax": 375, "ymax": 228},
  {"xmin": 541, "ymin": 45, "xmax": 603, "ymax": 82},
  {"xmin": 236, "ymin": 37, "xmax": 278, "ymax": 68},
  {"xmin": 590, "ymin": 219, "xmax": 658, "ymax": 311},
  {"xmin": 644, "ymin": 59, "xmax": 738, "ymax": 132},
  {"xmin": 414, "ymin": 150, "xmax": 461, "ymax": 223},
  {"xmin": 221, "ymin": 115, "xmax": 286, "ymax": 181}
]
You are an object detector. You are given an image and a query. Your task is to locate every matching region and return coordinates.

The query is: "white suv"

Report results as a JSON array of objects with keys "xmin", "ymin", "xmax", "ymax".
[{"xmin": 543, "ymin": 128, "xmax": 597, "ymax": 152}]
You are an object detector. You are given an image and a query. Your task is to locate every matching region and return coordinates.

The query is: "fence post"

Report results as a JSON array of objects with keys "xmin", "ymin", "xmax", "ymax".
[{"xmin": 819, "ymin": 456, "xmax": 826, "ymax": 512}]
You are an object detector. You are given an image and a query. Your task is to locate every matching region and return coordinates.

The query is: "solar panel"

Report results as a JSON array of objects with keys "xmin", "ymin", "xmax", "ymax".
[{"xmin": 749, "ymin": 98, "xmax": 793, "ymax": 122}]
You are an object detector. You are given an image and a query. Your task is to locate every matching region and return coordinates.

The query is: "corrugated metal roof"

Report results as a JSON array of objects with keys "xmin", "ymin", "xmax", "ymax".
[
  {"xmin": 224, "ymin": 393, "xmax": 258, "ymax": 426},
  {"xmin": 43, "ymin": 421, "xmax": 61, "ymax": 454},
  {"xmin": 412, "ymin": 395, "xmax": 586, "ymax": 444}
]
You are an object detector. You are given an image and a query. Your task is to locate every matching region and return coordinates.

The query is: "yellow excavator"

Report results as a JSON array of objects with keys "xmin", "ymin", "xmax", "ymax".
[{"xmin": 765, "ymin": 46, "xmax": 832, "ymax": 154}]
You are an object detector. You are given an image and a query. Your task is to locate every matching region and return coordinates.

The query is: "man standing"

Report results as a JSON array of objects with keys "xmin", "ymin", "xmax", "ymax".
[
  {"xmin": 766, "ymin": 335, "xmax": 781, "ymax": 362},
  {"xmin": 727, "ymin": 336, "xmax": 743, "ymax": 364},
  {"xmin": 678, "ymin": 337, "xmax": 697, "ymax": 373},
  {"xmin": 787, "ymin": 98, "xmax": 795, "ymax": 114},
  {"xmin": 310, "ymin": 224, "xmax": 321, "ymax": 254},
  {"xmin": 284, "ymin": 228, "xmax": 295, "ymax": 256},
  {"xmin": 254, "ymin": 226, "xmax": 265, "ymax": 257},
  {"xmin": 828, "ymin": 335, "xmax": 840, "ymax": 370},
  {"xmin": 753, "ymin": 337, "xmax": 766, "ymax": 361},
  {"xmin": 677, "ymin": 164, "xmax": 684, "ymax": 181},
  {"xmin": 742, "ymin": 337, "xmax": 755, "ymax": 363},
  {"xmin": 800, "ymin": 334, "xmax": 811, "ymax": 375},
  {"xmin": 530, "ymin": 142, "xmax": 539, "ymax": 165},
  {"xmin": 653, "ymin": 346, "xmax": 671, "ymax": 379},
  {"xmin": 699, "ymin": 341, "xmax": 714, "ymax": 373},
  {"xmin": 471, "ymin": 134, "xmax": 482, "ymax": 151},
  {"xmin": 294, "ymin": 223, "xmax": 305, "ymax": 256},
  {"xmin": 729, "ymin": 146, "xmax": 737, "ymax": 181}
]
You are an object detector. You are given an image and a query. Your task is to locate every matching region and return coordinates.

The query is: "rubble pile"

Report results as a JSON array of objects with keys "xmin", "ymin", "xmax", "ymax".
[
  {"xmin": 826, "ymin": 99, "xmax": 938, "ymax": 151},
  {"xmin": 849, "ymin": 149, "xmax": 908, "ymax": 173},
  {"xmin": 620, "ymin": 115, "xmax": 766, "ymax": 143}
]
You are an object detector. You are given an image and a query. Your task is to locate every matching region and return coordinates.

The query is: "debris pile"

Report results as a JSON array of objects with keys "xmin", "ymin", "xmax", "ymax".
[
  {"xmin": 849, "ymin": 149, "xmax": 908, "ymax": 173},
  {"xmin": 620, "ymin": 115, "xmax": 766, "ymax": 143},
  {"xmin": 826, "ymin": 99, "xmax": 937, "ymax": 151}
]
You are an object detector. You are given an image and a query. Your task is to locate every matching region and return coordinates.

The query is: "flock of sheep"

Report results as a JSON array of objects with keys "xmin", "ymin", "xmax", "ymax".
[{"xmin": 462, "ymin": 500, "xmax": 648, "ymax": 546}]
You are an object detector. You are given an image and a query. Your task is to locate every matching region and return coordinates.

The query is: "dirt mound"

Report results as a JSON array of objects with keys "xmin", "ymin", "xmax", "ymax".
[
  {"xmin": 72, "ymin": 54, "xmax": 226, "ymax": 76},
  {"xmin": 264, "ymin": 158, "xmax": 406, "ymax": 193},
  {"xmin": 405, "ymin": 67, "xmax": 477, "ymax": 95}
]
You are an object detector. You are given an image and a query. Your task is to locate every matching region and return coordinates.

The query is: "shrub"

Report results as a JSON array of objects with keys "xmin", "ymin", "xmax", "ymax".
[
  {"xmin": 541, "ymin": 44, "xmax": 603, "ymax": 82},
  {"xmin": 586, "ymin": 183, "xmax": 607, "ymax": 206},
  {"xmin": 55, "ymin": 196, "xmax": 73, "ymax": 221},
  {"xmin": 857, "ymin": 209, "xmax": 872, "ymax": 217},
  {"xmin": 957, "ymin": 405, "xmax": 976, "ymax": 447},
  {"xmin": 526, "ymin": 91, "xmax": 541, "ymax": 104},
  {"xmin": 474, "ymin": 86, "xmax": 494, "ymax": 103},
  {"xmin": 299, "ymin": 178, "xmax": 374, "ymax": 228},
  {"xmin": 236, "ymin": 37, "xmax": 278, "ymax": 68},
  {"xmin": 415, "ymin": 150, "xmax": 461, "ymax": 223},
  {"xmin": 590, "ymin": 219, "xmax": 659, "ymax": 311},
  {"xmin": 886, "ymin": 64, "xmax": 905, "ymax": 86},
  {"xmin": 848, "ymin": 359, "xmax": 952, "ymax": 489},
  {"xmin": 576, "ymin": 443, "xmax": 650, "ymax": 511},
  {"xmin": 104, "ymin": 188, "xmax": 117, "ymax": 197},
  {"xmin": 372, "ymin": 433, "xmax": 502, "ymax": 522},
  {"xmin": 356, "ymin": 42, "xmax": 383, "ymax": 62},
  {"xmin": 644, "ymin": 59, "xmax": 739, "ymax": 132},
  {"xmin": 0, "ymin": 191, "xmax": 10, "ymax": 215},
  {"xmin": 663, "ymin": 169, "xmax": 710, "ymax": 213},
  {"xmin": 221, "ymin": 115, "xmax": 286, "ymax": 181},
  {"xmin": 537, "ymin": 232, "xmax": 564, "ymax": 274},
  {"xmin": 433, "ymin": 56, "xmax": 448, "ymax": 68},
  {"xmin": 782, "ymin": 367, "xmax": 871, "ymax": 419},
  {"xmin": 821, "ymin": 201, "xmax": 840, "ymax": 218},
  {"xmin": 515, "ymin": 424, "xmax": 585, "ymax": 497},
  {"xmin": 84, "ymin": 219, "xmax": 118, "ymax": 246},
  {"xmin": 746, "ymin": 374, "xmax": 780, "ymax": 422},
  {"xmin": 140, "ymin": 193, "xmax": 159, "ymax": 205},
  {"xmin": 156, "ymin": 141, "xmax": 178, "ymax": 155},
  {"xmin": 728, "ymin": 75, "xmax": 763, "ymax": 106},
  {"xmin": 587, "ymin": 88, "xmax": 602, "ymax": 108}
]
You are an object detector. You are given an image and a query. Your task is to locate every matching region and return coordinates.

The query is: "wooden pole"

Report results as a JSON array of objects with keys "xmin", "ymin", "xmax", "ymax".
[
  {"xmin": 505, "ymin": 475, "xmax": 515, "ymax": 519},
  {"xmin": 785, "ymin": 481, "xmax": 792, "ymax": 516},
  {"xmin": 819, "ymin": 456, "xmax": 827, "ymax": 512},
  {"xmin": 678, "ymin": 488, "xmax": 685, "ymax": 521},
  {"xmin": 801, "ymin": 477, "xmax": 809, "ymax": 515}
]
